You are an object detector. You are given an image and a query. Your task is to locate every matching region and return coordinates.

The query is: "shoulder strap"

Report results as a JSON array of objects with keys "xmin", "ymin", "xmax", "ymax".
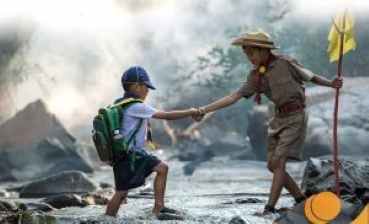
[
  {"xmin": 112, "ymin": 97, "xmax": 143, "ymax": 108},
  {"xmin": 126, "ymin": 118, "xmax": 143, "ymax": 146}
]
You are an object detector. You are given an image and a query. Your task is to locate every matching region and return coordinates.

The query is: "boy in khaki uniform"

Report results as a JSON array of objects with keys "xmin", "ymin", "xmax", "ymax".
[{"xmin": 196, "ymin": 32, "xmax": 343, "ymax": 215}]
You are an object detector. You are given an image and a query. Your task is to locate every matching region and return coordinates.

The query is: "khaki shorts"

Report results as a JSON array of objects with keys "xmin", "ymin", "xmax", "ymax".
[{"xmin": 267, "ymin": 111, "xmax": 308, "ymax": 163}]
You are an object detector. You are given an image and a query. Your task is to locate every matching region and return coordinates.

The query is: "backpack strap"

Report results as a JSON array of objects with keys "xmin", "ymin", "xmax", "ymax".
[
  {"xmin": 126, "ymin": 118, "xmax": 144, "ymax": 151},
  {"xmin": 113, "ymin": 97, "xmax": 143, "ymax": 108}
]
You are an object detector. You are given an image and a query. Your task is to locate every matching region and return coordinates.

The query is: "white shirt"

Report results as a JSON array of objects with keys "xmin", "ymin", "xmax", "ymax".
[{"xmin": 120, "ymin": 102, "xmax": 157, "ymax": 151}]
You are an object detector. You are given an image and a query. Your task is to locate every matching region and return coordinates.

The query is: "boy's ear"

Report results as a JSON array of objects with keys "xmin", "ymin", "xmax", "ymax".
[{"xmin": 129, "ymin": 83, "xmax": 139, "ymax": 91}]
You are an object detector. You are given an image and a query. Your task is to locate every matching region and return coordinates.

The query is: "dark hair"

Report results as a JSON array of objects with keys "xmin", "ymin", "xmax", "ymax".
[{"xmin": 122, "ymin": 83, "xmax": 134, "ymax": 91}]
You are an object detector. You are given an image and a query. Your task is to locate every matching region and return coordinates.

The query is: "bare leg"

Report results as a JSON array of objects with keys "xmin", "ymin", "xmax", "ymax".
[
  {"xmin": 105, "ymin": 191, "xmax": 128, "ymax": 217},
  {"xmin": 152, "ymin": 162, "xmax": 169, "ymax": 215},
  {"xmin": 267, "ymin": 157, "xmax": 306, "ymax": 208},
  {"xmin": 284, "ymin": 172, "xmax": 305, "ymax": 200},
  {"xmin": 267, "ymin": 157, "xmax": 288, "ymax": 208}
]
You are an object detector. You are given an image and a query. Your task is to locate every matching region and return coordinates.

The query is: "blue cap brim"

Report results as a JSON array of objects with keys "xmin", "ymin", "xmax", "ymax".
[{"xmin": 144, "ymin": 81, "xmax": 156, "ymax": 90}]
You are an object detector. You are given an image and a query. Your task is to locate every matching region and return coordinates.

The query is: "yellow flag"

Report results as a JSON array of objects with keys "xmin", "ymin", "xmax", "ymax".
[
  {"xmin": 327, "ymin": 11, "xmax": 356, "ymax": 62},
  {"xmin": 351, "ymin": 203, "xmax": 369, "ymax": 224}
]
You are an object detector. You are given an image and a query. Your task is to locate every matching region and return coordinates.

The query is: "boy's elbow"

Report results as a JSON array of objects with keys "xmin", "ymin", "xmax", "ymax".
[
  {"xmin": 152, "ymin": 111, "xmax": 167, "ymax": 119},
  {"xmin": 153, "ymin": 111, "xmax": 177, "ymax": 120},
  {"xmin": 230, "ymin": 92, "xmax": 242, "ymax": 103}
]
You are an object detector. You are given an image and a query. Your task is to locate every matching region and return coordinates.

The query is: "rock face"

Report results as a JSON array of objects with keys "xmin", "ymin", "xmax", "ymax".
[
  {"xmin": 0, "ymin": 200, "xmax": 18, "ymax": 224},
  {"xmin": 43, "ymin": 194, "xmax": 86, "ymax": 209},
  {"xmin": 274, "ymin": 200, "xmax": 355, "ymax": 224},
  {"xmin": 301, "ymin": 156, "xmax": 369, "ymax": 204},
  {"xmin": 0, "ymin": 99, "xmax": 75, "ymax": 147},
  {"xmin": 229, "ymin": 216, "xmax": 247, "ymax": 224},
  {"xmin": 247, "ymin": 105, "xmax": 269, "ymax": 161},
  {"xmin": 174, "ymin": 129, "xmax": 253, "ymax": 175},
  {"xmin": 0, "ymin": 100, "xmax": 94, "ymax": 181},
  {"xmin": 19, "ymin": 171, "xmax": 99, "ymax": 198},
  {"xmin": 18, "ymin": 202, "xmax": 55, "ymax": 212}
]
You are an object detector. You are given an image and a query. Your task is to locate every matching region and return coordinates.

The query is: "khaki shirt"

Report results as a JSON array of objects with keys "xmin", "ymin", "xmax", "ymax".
[{"xmin": 237, "ymin": 56, "xmax": 315, "ymax": 107}]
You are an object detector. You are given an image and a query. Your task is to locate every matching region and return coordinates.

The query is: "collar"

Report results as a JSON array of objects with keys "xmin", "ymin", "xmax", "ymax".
[
  {"xmin": 123, "ymin": 92, "xmax": 141, "ymax": 100},
  {"xmin": 254, "ymin": 53, "xmax": 277, "ymax": 74}
]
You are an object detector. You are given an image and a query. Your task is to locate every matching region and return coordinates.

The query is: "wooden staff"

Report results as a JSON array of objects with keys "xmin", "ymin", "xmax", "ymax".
[{"xmin": 332, "ymin": 10, "xmax": 347, "ymax": 198}]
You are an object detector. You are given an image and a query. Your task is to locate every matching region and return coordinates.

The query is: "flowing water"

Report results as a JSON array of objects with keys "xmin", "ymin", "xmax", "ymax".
[{"xmin": 32, "ymin": 156, "xmax": 306, "ymax": 224}]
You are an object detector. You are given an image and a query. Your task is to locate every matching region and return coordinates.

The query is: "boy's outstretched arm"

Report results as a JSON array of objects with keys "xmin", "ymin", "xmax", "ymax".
[
  {"xmin": 152, "ymin": 108, "xmax": 199, "ymax": 120},
  {"xmin": 311, "ymin": 75, "xmax": 343, "ymax": 89},
  {"xmin": 199, "ymin": 91, "xmax": 243, "ymax": 114}
]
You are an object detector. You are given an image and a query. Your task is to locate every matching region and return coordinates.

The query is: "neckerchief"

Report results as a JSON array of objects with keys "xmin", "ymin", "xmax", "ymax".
[{"xmin": 254, "ymin": 53, "xmax": 277, "ymax": 104}]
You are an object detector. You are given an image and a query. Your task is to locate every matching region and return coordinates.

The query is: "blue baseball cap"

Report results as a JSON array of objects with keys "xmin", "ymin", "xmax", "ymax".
[{"xmin": 121, "ymin": 66, "xmax": 156, "ymax": 90}]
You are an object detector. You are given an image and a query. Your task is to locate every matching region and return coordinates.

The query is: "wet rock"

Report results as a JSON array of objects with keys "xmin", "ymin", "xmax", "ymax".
[
  {"xmin": 43, "ymin": 194, "xmax": 86, "ymax": 209},
  {"xmin": 179, "ymin": 141, "xmax": 215, "ymax": 176},
  {"xmin": 0, "ymin": 161, "xmax": 17, "ymax": 182},
  {"xmin": 82, "ymin": 191, "xmax": 110, "ymax": 205},
  {"xmin": 0, "ymin": 212, "xmax": 18, "ymax": 224},
  {"xmin": 0, "ymin": 200, "xmax": 17, "ymax": 212},
  {"xmin": 80, "ymin": 220, "xmax": 101, "ymax": 224},
  {"xmin": 235, "ymin": 198, "xmax": 264, "ymax": 204},
  {"xmin": 0, "ymin": 100, "xmax": 94, "ymax": 181},
  {"xmin": 0, "ymin": 190, "xmax": 9, "ymax": 198},
  {"xmin": 301, "ymin": 156, "xmax": 369, "ymax": 204},
  {"xmin": 223, "ymin": 198, "xmax": 264, "ymax": 205},
  {"xmin": 99, "ymin": 182, "xmax": 112, "ymax": 189},
  {"xmin": 18, "ymin": 202, "xmax": 55, "ymax": 212},
  {"xmin": 229, "ymin": 150, "xmax": 256, "ymax": 160},
  {"xmin": 19, "ymin": 171, "xmax": 99, "ymax": 198},
  {"xmin": 176, "ymin": 139, "xmax": 215, "ymax": 162},
  {"xmin": 247, "ymin": 105, "xmax": 269, "ymax": 161},
  {"xmin": 274, "ymin": 199, "xmax": 355, "ymax": 224},
  {"xmin": 0, "ymin": 201, "xmax": 19, "ymax": 223},
  {"xmin": 229, "ymin": 216, "xmax": 247, "ymax": 224},
  {"xmin": 17, "ymin": 210, "xmax": 57, "ymax": 224}
]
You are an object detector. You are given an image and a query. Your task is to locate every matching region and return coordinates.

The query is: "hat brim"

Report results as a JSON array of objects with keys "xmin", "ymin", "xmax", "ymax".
[
  {"xmin": 144, "ymin": 81, "xmax": 156, "ymax": 90},
  {"xmin": 232, "ymin": 39, "xmax": 278, "ymax": 49}
]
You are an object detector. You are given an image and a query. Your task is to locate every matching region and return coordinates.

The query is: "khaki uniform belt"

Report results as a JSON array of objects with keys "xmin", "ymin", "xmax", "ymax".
[{"xmin": 277, "ymin": 101, "xmax": 305, "ymax": 114}]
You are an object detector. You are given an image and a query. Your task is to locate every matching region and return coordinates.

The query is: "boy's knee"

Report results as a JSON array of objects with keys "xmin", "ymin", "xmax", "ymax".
[
  {"xmin": 267, "ymin": 158, "xmax": 286, "ymax": 172},
  {"xmin": 267, "ymin": 162, "xmax": 274, "ymax": 172},
  {"xmin": 157, "ymin": 162, "xmax": 169, "ymax": 174},
  {"xmin": 116, "ymin": 191, "xmax": 128, "ymax": 199}
]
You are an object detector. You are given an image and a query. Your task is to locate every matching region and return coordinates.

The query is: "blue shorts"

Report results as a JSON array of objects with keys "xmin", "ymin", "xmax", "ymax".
[{"xmin": 113, "ymin": 150, "xmax": 161, "ymax": 191}]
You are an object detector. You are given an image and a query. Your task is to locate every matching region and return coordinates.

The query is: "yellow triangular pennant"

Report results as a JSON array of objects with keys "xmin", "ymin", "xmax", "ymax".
[{"xmin": 327, "ymin": 10, "xmax": 356, "ymax": 62}]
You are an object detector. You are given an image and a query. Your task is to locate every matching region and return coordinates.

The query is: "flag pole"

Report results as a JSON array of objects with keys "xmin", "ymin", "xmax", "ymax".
[{"xmin": 332, "ymin": 10, "xmax": 347, "ymax": 198}]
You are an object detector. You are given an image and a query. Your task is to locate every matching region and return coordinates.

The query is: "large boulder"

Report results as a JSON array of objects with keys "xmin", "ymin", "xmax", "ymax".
[
  {"xmin": 0, "ymin": 99, "xmax": 75, "ymax": 147},
  {"xmin": 0, "ymin": 200, "xmax": 18, "ymax": 224},
  {"xmin": 274, "ymin": 200, "xmax": 355, "ymax": 224},
  {"xmin": 19, "ymin": 171, "xmax": 99, "ymax": 198},
  {"xmin": 229, "ymin": 216, "xmax": 247, "ymax": 224},
  {"xmin": 247, "ymin": 105, "xmax": 269, "ymax": 161},
  {"xmin": 172, "ymin": 127, "xmax": 253, "ymax": 175},
  {"xmin": 0, "ymin": 100, "xmax": 94, "ymax": 181},
  {"xmin": 42, "ymin": 194, "xmax": 87, "ymax": 209},
  {"xmin": 301, "ymin": 156, "xmax": 369, "ymax": 204}
]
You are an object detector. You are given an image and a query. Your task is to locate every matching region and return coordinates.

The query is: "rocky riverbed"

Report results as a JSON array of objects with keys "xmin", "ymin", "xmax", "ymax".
[{"xmin": 0, "ymin": 154, "xmax": 306, "ymax": 224}]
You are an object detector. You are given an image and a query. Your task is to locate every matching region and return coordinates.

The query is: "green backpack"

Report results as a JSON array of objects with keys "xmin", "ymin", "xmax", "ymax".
[{"xmin": 92, "ymin": 98, "xmax": 143, "ymax": 165}]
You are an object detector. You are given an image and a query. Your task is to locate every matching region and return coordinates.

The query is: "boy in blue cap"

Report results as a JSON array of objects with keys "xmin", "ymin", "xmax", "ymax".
[{"xmin": 105, "ymin": 66, "xmax": 200, "ymax": 219}]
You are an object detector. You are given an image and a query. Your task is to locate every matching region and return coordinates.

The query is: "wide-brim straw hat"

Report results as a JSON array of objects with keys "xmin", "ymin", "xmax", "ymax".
[{"xmin": 232, "ymin": 31, "xmax": 278, "ymax": 49}]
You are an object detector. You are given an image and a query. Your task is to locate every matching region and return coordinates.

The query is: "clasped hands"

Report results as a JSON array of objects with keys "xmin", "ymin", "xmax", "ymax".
[{"xmin": 188, "ymin": 107, "xmax": 206, "ymax": 122}]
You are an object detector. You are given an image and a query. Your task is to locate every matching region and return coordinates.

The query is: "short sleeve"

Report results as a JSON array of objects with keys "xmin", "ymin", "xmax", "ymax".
[
  {"xmin": 289, "ymin": 61, "xmax": 315, "ymax": 82},
  {"xmin": 237, "ymin": 70, "xmax": 256, "ymax": 98},
  {"xmin": 125, "ymin": 103, "xmax": 158, "ymax": 119}
]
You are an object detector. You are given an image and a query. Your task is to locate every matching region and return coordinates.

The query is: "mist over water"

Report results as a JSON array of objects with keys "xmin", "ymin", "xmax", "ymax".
[{"xmin": 0, "ymin": 0, "xmax": 368, "ymax": 135}]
